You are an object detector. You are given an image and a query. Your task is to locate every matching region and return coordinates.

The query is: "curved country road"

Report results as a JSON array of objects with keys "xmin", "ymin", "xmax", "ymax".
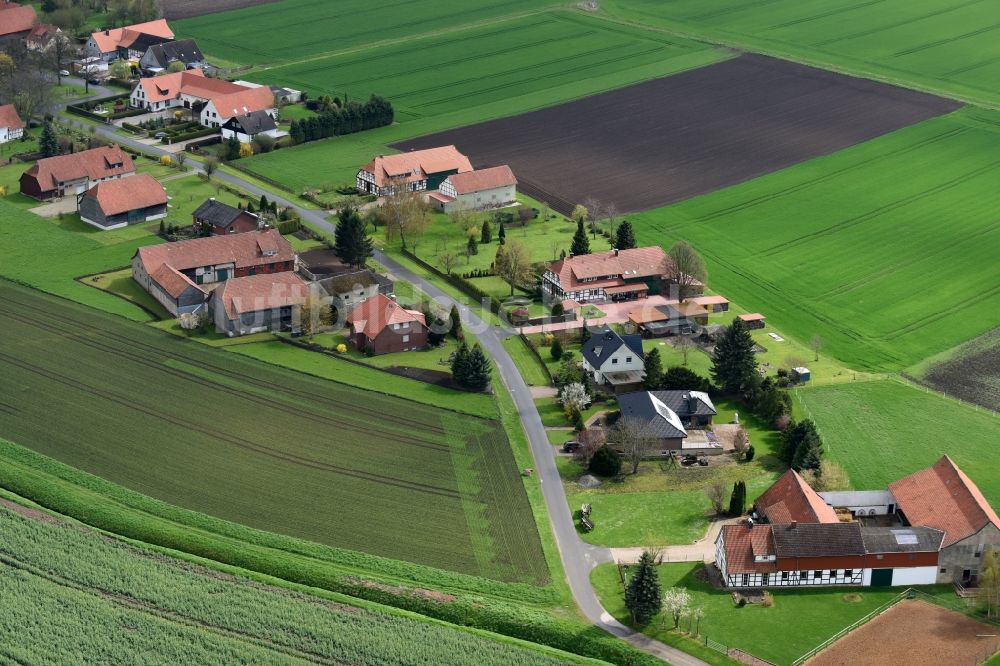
[{"xmin": 64, "ymin": 106, "xmax": 708, "ymax": 665}]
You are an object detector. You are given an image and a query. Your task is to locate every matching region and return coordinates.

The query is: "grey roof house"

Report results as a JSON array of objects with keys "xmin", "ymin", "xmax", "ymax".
[
  {"xmin": 192, "ymin": 198, "xmax": 260, "ymax": 235},
  {"xmin": 649, "ymin": 390, "xmax": 717, "ymax": 426},
  {"xmin": 221, "ymin": 111, "xmax": 282, "ymax": 144},
  {"xmin": 140, "ymin": 39, "xmax": 205, "ymax": 72},
  {"xmin": 580, "ymin": 326, "xmax": 645, "ymax": 389},
  {"xmin": 615, "ymin": 390, "xmax": 723, "ymax": 455},
  {"xmin": 317, "ymin": 269, "xmax": 394, "ymax": 314}
]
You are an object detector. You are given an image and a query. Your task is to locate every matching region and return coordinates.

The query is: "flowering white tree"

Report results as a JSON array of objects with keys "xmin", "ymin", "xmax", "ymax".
[
  {"xmin": 662, "ymin": 587, "xmax": 692, "ymax": 629},
  {"xmin": 559, "ymin": 382, "xmax": 591, "ymax": 413}
]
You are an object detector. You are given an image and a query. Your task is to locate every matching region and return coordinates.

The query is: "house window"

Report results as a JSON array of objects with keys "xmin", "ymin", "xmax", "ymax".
[
  {"xmin": 941, "ymin": 568, "xmax": 947, "ymax": 574},
  {"xmin": 611, "ymin": 358, "xmax": 618, "ymax": 364},
  {"xmin": 845, "ymin": 569, "xmax": 853, "ymax": 577},
  {"xmin": 781, "ymin": 572, "xmax": 788, "ymax": 580},
  {"xmin": 626, "ymin": 357, "xmax": 632, "ymax": 363},
  {"xmin": 741, "ymin": 574, "xmax": 749, "ymax": 586},
  {"xmin": 402, "ymin": 335, "xmax": 409, "ymax": 343},
  {"xmin": 393, "ymin": 323, "xmax": 400, "ymax": 330},
  {"xmin": 762, "ymin": 573, "xmax": 769, "ymax": 585}
]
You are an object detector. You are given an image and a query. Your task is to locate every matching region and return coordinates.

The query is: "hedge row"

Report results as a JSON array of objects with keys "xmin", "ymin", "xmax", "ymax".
[
  {"xmin": 162, "ymin": 126, "xmax": 217, "ymax": 143},
  {"xmin": 402, "ymin": 248, "xmax": 502, "ymax": 314}
]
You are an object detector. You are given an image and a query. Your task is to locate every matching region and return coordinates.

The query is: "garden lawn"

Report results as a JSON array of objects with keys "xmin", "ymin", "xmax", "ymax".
[
  {"xmin": 0, "ymin": 281, "xmax": 546, "ymax": 583},
  {"xmin": 632, "ymin": 109, "xmax": 1000, "ymax": 372},
  {"xmin": 591, "ymin": 561, "xmax": 946, "ymax": 666},
  {"xmin": 602, "ymin": 0, "xmax": 1000, "ymax": 106},
  {"xmin": 503, "ymin": 336, "xmax": 551, "ymax": 387},
  {"xmin": 563, "ymin": 398, "xmax": 785, "ymax": 547},
  {"xmin": 796, "ymin": 378, "xmax": 1000, "ymax": 505},
  {"xmin": 237, "ymin": 12, "xmax": 728, "ymax": 191}
]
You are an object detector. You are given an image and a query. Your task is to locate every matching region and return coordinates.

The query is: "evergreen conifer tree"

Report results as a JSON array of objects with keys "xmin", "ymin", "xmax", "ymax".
[
  {"xmin": 550, "ymin": 337, "xmax": 563, "ymax": 361},
  {"xmin": 642, "ymin": 347, "xmax": 663, "ymax": 390},
  {"xmin": 466, "ymin": 234, "xmax": 478, "ymax": 256},
  {"xmin": 40, "ymin": 120, "xmax": 59, "ymax": 158},
  {"xmin": 480, "ymin": 219, "xmax": 492, "ymax": 244},
  {"xmin": 498, "ymin": 222, "xmax": 506, "ymax": 245},
  {"xmin": 259, "ymin": 194, "xmax": 269, "ymax": 212},
  {"xmin": 625, "ymin": 551, "xmax": 662, "ymax": 625},
  {"xmin": 792, "ymin": 428, "xmax": 824, "ymax": 472},
  {"xmin": 571, "ymin": 219, "xmax": 590, "ymax": 256},
  {"xmin": 463, "ymin": 345, "xmax": 491, "ymax": 391},
  {"xmin": 615, "ymin": 220, "xmax": 637, "ymax": 250},
  {"xmin": 449, "ymin": 305, "xmax": 462, "ymax": 339},
  {"xmin": 451, "ymin": 342, "xmax": 470, "ymax": 386},
  {"xmin": 333, "ymin": 206, "xmax": 374, "ymax": 268},
  {"xmin": 729, "ymin": 480, "xmax": 746, "ymax": 516},
  {"xmin": 710, "ymin": 318, "xmax": 758, "ymax": 393}
]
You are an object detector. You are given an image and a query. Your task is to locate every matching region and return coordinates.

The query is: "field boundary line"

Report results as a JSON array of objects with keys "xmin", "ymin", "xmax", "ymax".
[
  {"xmin": 791, "ymin": 588, "xmax": 914, "ymax": 665},
  {"xmin": 895, "ymin": 373, "xmax": 1000, "ymax": 419},
  {"xmin": 586, "ymin": 10, "xmax": 1000, "ymax": 109}
]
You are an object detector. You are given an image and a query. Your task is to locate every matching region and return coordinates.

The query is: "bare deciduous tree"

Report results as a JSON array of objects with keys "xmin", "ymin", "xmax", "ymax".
[
  {"xmin": 494, "ymin": 239, "xmax": 533, "ymax": 297},
  {"xmin": 675, "ymin": 335, "xmax": 694, "ymax": 366},
  {"xmin": 667, "ymin": 241, "xmax": 708, "ymax": 299},
  {"xmin": 613, "ymin": 416, "xmax": 658, "ymax": 475},
  {"xmin": 704, "ymin": 480, "xmax": 727, "ymax": 515},
  {"xmin": 810, "ymin": 334, "xmax": 823, "ymax": 362},
  {"xmin": 380, "ymin": 175, "xmax": 431, "ymax": 251},
  {"xmin": 437, "ymin": 251, "xmax": 459, "ymax": 275}
]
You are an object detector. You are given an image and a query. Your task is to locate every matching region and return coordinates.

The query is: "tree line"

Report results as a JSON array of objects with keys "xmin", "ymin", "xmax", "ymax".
[{"xmin": 289, "ymin": 95, "xmax": 393, "ymax": 145}]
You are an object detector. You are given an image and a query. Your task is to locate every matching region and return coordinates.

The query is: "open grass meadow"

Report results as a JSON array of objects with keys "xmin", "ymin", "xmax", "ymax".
[
  {"xmin": 591, "ymin": 561, "xmax": 956, "ymax": 665},
  {"xmin": 174, "ymin": 0, "xmax": 561, "ymax": 66},
  {"xmin": 236, "ymin": 11, "xmax": 728, "ymax": 191},
  {"xmin": 632, "ymin": 109, "xmax": 1000, "ymax": 372},
  {"xmin": 0, "ymin": 280, "xmax": 547, "ymax": 584},
  {"xmin": 602, "ymin": 0, "xmax": 1000, "ymax": 106},
  {"xmin": 796, "ymin": 378, "xmax": 1000, "ymax": 505},
  {"xmin": 0, "ymin": 502, "xmax": 589, "ymax": 666}
]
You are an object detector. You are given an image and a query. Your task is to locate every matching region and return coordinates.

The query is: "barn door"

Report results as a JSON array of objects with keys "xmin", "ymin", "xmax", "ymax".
[{"xmin": 870, "ymin": 568, "xmax": 893, "ymax": 587}]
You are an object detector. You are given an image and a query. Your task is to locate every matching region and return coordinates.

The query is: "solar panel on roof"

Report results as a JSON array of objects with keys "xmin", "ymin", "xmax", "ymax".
[{"xmin": 891, "ymin": 530, "xmax": 919, "ymax": 545}]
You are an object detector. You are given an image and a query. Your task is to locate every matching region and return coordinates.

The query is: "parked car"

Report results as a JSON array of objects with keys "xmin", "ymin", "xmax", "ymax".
[
  {"xmin": 562, "ymin": 441, "xmax": 580, "ymax": 453},
  {"xmin": 59, "ymin": 69, "xmax": 70, "ymax": 76},
  {"xmin": 154, "ymin": 131, "xmax": 168, "ymax": 140},
  {"xmin": 681, "ymin": 454, "xmax": 708, "ymax": 467}
]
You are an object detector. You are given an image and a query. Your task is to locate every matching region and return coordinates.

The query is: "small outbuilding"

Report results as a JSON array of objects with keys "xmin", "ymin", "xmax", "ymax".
[
  {"xmin": 739, "ymin": 313, "xmax": 766, "ymax": 330},
  {"xmin": 792, "ymin": 366, "xmax": 811, "ymax": 382},
  {"xmin": 192, "ymin": 197, "xmax": 260, "ymax": 235},
  {"xmin": 78, "ymin": 173, "xmax": 167, "ymax": 230}
]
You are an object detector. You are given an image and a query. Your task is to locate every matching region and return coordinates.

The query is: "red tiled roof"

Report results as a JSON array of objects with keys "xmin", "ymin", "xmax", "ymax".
[
  {"xmin": 24, "ymin": 145, "xmax": 135, "ymax": 191},
  {"xmin": 720, "ymin": 524, "xmax": 777, "ymax": 574},
  {"xmin": 548, "ymin": 247, "xmax": 674, "ymax": 293},
  {"xmin": 739, "ymin": 313, "xmax": 766, "ymax": 322},
  {"xmin": 83, "ymin": 173, "xmax": 166, "ymax": 216},
  {"xmin": 150, "ymin": 263, "xmax": 202, "ymax": 299},
  {"xmin": 214, "ymin": 272, "xmax": 309, "ymax": 321},
  {"xmin": 890, "ymin": 456, "xmax": 1000, "ymax": 548},
  {"xmin": 136, "ymin": 229, "xmax": 294, "ymax": 276},
  {"xmin": 208, "ymin": 86, "xmax": 275, "ymax": 119},
  {"xmin": 360, "ymin": 146, "xmax": 472, "ymax": 188},
  {"xmin": 0, "ymin": 104, "xmax": 24, "ymax": 131},
  {"xmin": 346, "ymin": 293, "xmax": 426, "ymax": 340},
  {"xmin": 136, "ymin": 70, "xmax": 252, "ymax": 105},
  {"xmin": 0, "ymin": 2, "xmax": 36, "ymax": 36},
  {"xmin": 604, "ymin": 283, "xmax": 648, "ymax": 295},
  {"xmin": 756, "ymin": 469, "xmax": 841, "ymax": 525},
  {"xmin": 445, "ymin": 165, "xmax": 516, "ymax": 194},
  {"xmin": 89, "ymin": 19, "xmax": 172, "ymax": 53},
  {"xmin": 687, "ymin": 295, "xmax": 728, "ymax": 306},
  {"xmin": 26, "ymin": 22, "xmax": 59, "ymax": 44}
]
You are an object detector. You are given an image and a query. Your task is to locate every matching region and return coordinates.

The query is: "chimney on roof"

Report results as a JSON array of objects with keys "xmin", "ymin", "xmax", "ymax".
[
  {"xmin": 789, "ymin": 520, "xmax": 797, "ymax": 530},
  {"xmin": 105, "ymin": 29, "xmax": 110, "ymax": 35},
  {"xmin": 614, "ymin": 248, "xmax": 619, "ymax": 256},
  {"xmin": 746, "ymin": 517, "xmax": 754, "ymax": 530}
]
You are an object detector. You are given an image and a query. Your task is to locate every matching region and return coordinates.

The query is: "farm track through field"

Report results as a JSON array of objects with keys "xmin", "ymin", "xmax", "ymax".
[
  {"xmin": 759, "ymin": 157, "xmax": 1000, "ymax": 256},
  {"xmin": 812, "ymin": 0, "xmax": 989, "ymax": 47},
  {"xmin": 892, "ymin": 22, "xmax": 1000, "ymax": 57},
  {"xmin": 3, "ymin": 290, "xmax": 452, "ymax": 440},
  {"xmin": 0, "ymin": 553, "xmax": 335, "ymax": 665},
  {"xmin": 766, "ymin": 0, "xmax": 888, "ymax": 31}
]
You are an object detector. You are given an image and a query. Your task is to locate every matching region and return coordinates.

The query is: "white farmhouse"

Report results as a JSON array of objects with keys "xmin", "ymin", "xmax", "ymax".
[
  {"xmin": 580, "ymin": 326, "xmax": 645, "ymax": 388},
  {"xmin": 430, "ymin": 165, "xmax": 517, "ymax": 213},
  {"xmin": 0, "ymin": 104, "xmax": 24, "ymax": 144}
]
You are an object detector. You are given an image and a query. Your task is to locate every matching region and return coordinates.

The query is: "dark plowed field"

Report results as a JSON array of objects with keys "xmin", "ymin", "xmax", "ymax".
[
  {"xmin": 394, "ymin": 54, "xmax": 961, "ymax": 214},
  {"xmin": 159, "ymin": 0, "xmax": 282, "ymax": 20},
  {"xmin": 923, "ymin": 328, "xmax": 1000, "ymax": 413}
]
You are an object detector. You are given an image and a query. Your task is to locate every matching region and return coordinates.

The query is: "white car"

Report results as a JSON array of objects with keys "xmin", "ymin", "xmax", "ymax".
[{"xmin": 59, "ymin": 70, "xmax": 70, "ymax": 76}]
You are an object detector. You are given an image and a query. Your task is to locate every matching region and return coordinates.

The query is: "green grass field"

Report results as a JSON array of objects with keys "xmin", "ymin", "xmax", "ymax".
[
  {"xmin": 0, "ymin": 502, "xmax": 584, "ymax": 665},
  {"xmin": 237, "ymin": 12, "xmax": 728, "ymax": 191},
  {"xmin": 0, "ymin": 281, "xmax": 546, "ymax": 583},
  {"xmin": 796, "ymin": 378, "xmax": 1000, "ymax": 505},
  {"xmin": 591, "ymin": 562, "xmax": 955, "ymax": 665},
  {"xmin": 174, "ymin": 0, "xmax": 561, "ymax": 66},
  {"xmin": 602, "ymin": 0, "xmax": 1000, "ymax": 106},
  {"xmin": 632, "ymin": 109, "xmax": 1000, "ymax": 372}
]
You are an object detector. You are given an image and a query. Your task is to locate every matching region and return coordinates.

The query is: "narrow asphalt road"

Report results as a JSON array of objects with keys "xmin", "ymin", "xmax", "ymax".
[{"xmin": 71, "ymin": 114, "xmax": 709, "ymax": 666}]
